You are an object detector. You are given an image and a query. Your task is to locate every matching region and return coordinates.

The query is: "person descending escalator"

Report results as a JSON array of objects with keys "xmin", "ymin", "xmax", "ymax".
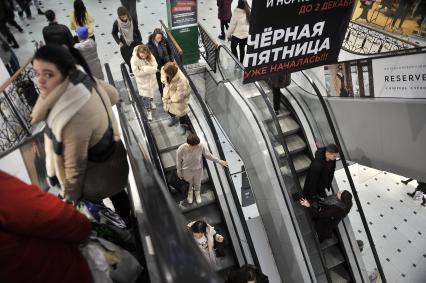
[
  {"xmin": 131, "ymin": 44, "xmax": 158, "ymax": 121},
  {"xmin": 303, "ymin": 144, "xmax": 339, "ymax": 201},
  {"xmin": 407, "ymin": 181, "xmax": 426, "ymax": 206},
  {"xmin": 176, "ymin": 134, "xmax": 228, "ymax": 204},
  {"xmin": 161, "ymin": 61, "xmax": 191, "ymax": 135},
  {"xmin": 300, "ymin": 190, "xmax": 353, "ymax": 242},
  {"xmin": 188, "ymin": 220, "xmax": 226, "ymax": 266},
  {"xmin": 267, "ymin": 72, "xmax": 291, "ymax": 115},
  {"xmin": 74, "ymin": 26, "xmax": 104, "ymax": 80},
  {"xmin": 31, "ymin": 45, "xmax": 131, "ymax": 225}
]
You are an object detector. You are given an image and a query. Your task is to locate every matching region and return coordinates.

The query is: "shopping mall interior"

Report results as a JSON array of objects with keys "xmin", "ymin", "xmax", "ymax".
[{"xmin": 0, "ymin": 0, "xmax": 425, "ymax": 282}]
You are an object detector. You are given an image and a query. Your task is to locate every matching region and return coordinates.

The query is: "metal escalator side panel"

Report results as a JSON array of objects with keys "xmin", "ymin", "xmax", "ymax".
[{"xmin": 205, "ymin": 78, "xmax": 314, "ymax": 283}]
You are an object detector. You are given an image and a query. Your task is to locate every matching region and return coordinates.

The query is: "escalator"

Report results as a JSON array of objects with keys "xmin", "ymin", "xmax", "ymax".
[{"xmin": 117, "ymin": 61, "xmax": 259, "ymax": 279}]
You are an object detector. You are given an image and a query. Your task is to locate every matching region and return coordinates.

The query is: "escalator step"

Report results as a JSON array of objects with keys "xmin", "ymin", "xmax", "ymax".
[
  {"xmin": 330, "ymin": 264, "xmax": 351, "ymax": 283},
  {"xmin": 320, "ymin": 236, "xmax": 339, "ymax": 250},
  {"xmin": 184, "ymin": 203, "xmax": 222, "ymax": 226},
  {"xmin": 160, "ymin": 149, "xmax": 177, "ymax": 171},
  {"xmin": 280, "ymin": 153, "xmax": 311, "ymax": 175},
  {"xmin": 149, "ymin": 119, "xmax": 187, "ymax": 152},
  {"xmin": 268, "ymin": 116, "xmax": 300, "ymax": 136},
  {"xmin": 324, "ymin": 245, "xmax": 345, "ymax": 269},
  {"xmin": 274, "ymin": 134, "xmax": 306, "ymax": 157},
  {"xmin": 178, "ymin": 189, "xmax": 216, "ymax": 213}
]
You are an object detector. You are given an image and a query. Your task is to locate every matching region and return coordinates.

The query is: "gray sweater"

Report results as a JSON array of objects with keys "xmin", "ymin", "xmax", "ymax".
[{"xmin": 176, "ymin": 143, "xmax": 219, "ymax": 174}]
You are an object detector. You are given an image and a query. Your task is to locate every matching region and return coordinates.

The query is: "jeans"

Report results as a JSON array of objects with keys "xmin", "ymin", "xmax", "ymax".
[
  {"xmin": 139, "ymin": 95, "xmax": 151, "ymax": 109},
  {"xmin": 230, "ymin": 36, "xmax": 247, "ymax": 64},
  {"xmin": 169, "ymin": 112, "xmax": 190, "ymax": 126}
]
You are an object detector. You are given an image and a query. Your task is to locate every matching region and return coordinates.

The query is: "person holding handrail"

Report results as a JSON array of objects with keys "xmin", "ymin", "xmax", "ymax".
[
  {"xmin": 300, "ymin": 190, "xmax": 353, "ymax": 242},
  {"xmin": 303, "ymin": 144, "xmax": 339, "ymax": 200},
  {"xmin": 31, "ymin": 45, "xmax": 131, "ymax": 225}
]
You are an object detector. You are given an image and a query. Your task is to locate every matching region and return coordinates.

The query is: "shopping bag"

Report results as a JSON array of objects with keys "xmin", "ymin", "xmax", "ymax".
[
  {"xmin": 77, "ymin": 200, "xmax": 127, "ymax": 229},
  {"xmin": 81, "ymin": 236, "xmax": 143, "ymax": 283},
  {"xmin": 168, "ymin": 171, "xmax": 190, "ymax": 195}
]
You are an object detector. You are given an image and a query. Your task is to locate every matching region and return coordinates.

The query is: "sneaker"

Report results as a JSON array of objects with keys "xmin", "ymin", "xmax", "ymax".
[
  {"xmin": 167, "ymin": 117, "xmax": 178, "ymax": 127},
  {"xmin": 147, "ymin": 110, "xmax": 153, "ymax": 121},
  {"xmin": 195, "ymin": 191, "xmax": 202, "ymax": 204},
  {"xmin": 151, "ymin": 101, "xmax": 156, "ymax": 110},
  {"xmin": 218, "ymin": 34, "xmax": 225, "ymax": 40},
  {"xmin": 187, "ymin": 189, "xmax": 194, "ymax": 204}
]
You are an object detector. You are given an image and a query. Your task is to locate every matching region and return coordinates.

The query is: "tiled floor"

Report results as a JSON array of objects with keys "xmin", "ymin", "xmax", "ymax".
[{"xmin": 335, "ymin": 164, "xmax": 426, "ymax": 283}]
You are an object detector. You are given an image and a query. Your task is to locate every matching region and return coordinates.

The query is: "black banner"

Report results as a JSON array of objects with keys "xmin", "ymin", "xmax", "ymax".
[
  {"xmin": 170, "ymin": 0, "xmax": 197, "ymax": 28},
  {"xmin": 243, "ymin": 0, "xmax": 356, "ymax": 83}
]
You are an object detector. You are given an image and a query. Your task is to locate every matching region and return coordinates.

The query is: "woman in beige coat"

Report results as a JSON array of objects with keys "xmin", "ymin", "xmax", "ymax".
[
  {"xmin": 131, "ymin": 44, "xmax": 158, "ymax": 121},
  {"xmin": 161, "ymin": 62, "xmax": 191, "ymax": 135},
  {"xmin": 31, "ymin": 45, "xmax": 131, "ymax": 224}
]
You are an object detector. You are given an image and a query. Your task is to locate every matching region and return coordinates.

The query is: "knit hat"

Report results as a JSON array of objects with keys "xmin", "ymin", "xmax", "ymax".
[{"xmin": 76, "ymin": 26, "xmax": 88, "ymax": 39}]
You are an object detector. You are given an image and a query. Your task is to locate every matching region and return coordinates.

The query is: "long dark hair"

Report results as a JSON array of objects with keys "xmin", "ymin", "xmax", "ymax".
[
  {"xmin": 33, "ymin": 45, "xmax": 94, "ymax": 81},
  {"xmin": 74, "ymin": 0, "xmax": 87, "ymax": 26},
  {"xmin": 237, "ymin": 0, "xmax": 251, "ymax": 22},
  {"xmin": 340, "ymin": 190, "xmax": 353, "ymax": 215},
  {"xmin": 191, "ymin": 221, "xmax": 207, "ymax": 236}
]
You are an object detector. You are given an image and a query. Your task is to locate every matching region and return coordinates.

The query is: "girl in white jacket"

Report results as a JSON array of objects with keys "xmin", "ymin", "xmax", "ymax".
[
  {"xmin": 131, "ymin": 44, "xmax": 158, "ymax": 121},
  {"xmin": 226, "ymin": 0, "xmax": 251, "ymax": 64}
]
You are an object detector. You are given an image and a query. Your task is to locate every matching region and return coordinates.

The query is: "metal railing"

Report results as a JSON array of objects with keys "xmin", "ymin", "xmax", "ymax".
[
  {"xmin": 342, "ymin": 21, "xmax": 420, "ymax": 55},
  {"xmin": 0, "ymin": 58, "xmax": 36, "ymax": 153},
  {"xmin": 198, "ymin": 23, "xmax": 218, "ymax": 72}
]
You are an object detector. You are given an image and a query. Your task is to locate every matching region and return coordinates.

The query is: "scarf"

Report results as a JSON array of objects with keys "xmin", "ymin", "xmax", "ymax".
[{"xmin": 117, "ymin": 17, "xmax": 134, "ymax": 46}]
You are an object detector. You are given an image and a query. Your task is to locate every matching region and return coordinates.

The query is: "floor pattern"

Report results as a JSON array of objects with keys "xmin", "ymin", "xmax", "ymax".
[{"xmin": 335, "ymin": 163, "xmax": 426, "ymax": 283}]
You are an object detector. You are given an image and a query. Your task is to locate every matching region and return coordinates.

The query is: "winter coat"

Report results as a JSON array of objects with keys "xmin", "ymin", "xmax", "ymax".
[
  {"xmin": 187, "ymin": 221, "xmax": 218, "ymax": 265},
  {"xmin": 42, "ymin": 22, "xmax": 75, "ymax": 47},
  {"xmin": 74, "ymin": 38, "xmax": 104, "ymax": 80},
  {"xmin": 217, "ymin": 0, "xmax": 233, "ymax": 21},
  {"xmin": 161, "ymin": 67, "xmax": 190, "ymax": 117},
  {"xmin": 31, "ymin": 70, "xmax": 129, "ymax": 203},
  {"xmin": 0, "ymin": 170, "xmax": 92, "ymax": 283},
  {"xmin": 131, "ymin": 47, "xmax": 158, "ymax": 98},
  {"xmin": 147, "ymin": 35, "xmax": 172, "ymax": 69},
  {"xmin": 226, "ymin": 8, "xmax": 250, "ymax": 39},
  {"xmin": 70, "ymin": 11, "xmax": 95, "ymax": 37},
  {"xmin": 303, "ymin": 147, "xmax": 336, "ymax": 199},
  {"xmin": 309, "ymin": 196, "xmax": 348, "ymax": 242}
]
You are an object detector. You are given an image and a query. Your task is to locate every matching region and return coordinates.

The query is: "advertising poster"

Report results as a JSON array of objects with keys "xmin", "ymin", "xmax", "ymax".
[
  {"xmin": 372, "ymin": 53, "xmax": 426, "ymax": 98},
  {"xmin": 169, "ymin": 0, "xmax": 197, "ymax": 28},
  {"xmin": 243, "ymin": 0, "xmax": 356, "ymax": 83}
]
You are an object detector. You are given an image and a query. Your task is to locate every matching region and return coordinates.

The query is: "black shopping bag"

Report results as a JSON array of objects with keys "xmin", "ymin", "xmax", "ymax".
[{"xmin": 168, "ymin": 171, "xmax": 189, "ymax": 195}]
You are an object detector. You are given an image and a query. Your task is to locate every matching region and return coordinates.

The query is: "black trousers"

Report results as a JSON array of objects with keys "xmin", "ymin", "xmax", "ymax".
[
  {"xmin": 155, "ymin": 71, "xmax": 163, "ymax": 96},
  {"xmin": 108, "ymin": 189, "xmax": 131, "ymax": 224},
  {"xmin": 220, "ymin": 20, "xmax": 230, "ymax": 36},
  {"xmin": 230, "ymin": 36, "xmax": 247, "ymax": 64},
  {"xmin": 17, "ymin": 0, "xmax": 31, "ymax": 17},
  {"xmin": 0, "ymin": 24, "xmax": 18, "ymax": 46},
  {"xmin": 169, "ymin": 112, "xmax": 190, "ymax": 126},
  {"xmin": 272, "ymin": 87, "xmax": 281, "ymax": 112}
]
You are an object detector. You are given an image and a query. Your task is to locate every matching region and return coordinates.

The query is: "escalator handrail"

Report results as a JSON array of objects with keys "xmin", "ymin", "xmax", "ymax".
[
  {"xmin": 216, "ymin": 45, "xmax": 331, "ymax": 283},
  {"xmin": 300, "ymin": 70, "xmax": 387, "ymax": 283},
  {"xmin": 160, "ymin": 29, "xmax": 261, "ymax": 271},
  {"xmin": 119, "ymin": 63, "xmax": 169, "ymax": 187}
]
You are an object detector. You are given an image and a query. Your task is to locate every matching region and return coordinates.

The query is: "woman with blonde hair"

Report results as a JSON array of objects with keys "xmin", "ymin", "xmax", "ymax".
[
  {"xmin": 161, "ymin": 61, "xmax": 191, "ymax": 135},
  {"xmin": 131, "ymin": 44, "xmax": 158, "ymax": 121}
]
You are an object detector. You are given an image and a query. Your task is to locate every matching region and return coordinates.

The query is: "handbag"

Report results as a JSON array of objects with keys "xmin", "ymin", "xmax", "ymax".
[{"xmin": 168, "ymin": 171, "xmax": 190, "ymax": 195}]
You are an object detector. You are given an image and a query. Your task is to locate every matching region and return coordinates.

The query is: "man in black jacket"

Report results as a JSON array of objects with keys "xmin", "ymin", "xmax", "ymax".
[
  {"xmin": 303, "ymin": 144, "xmax": 339, "ymax": 200},
  {"xmin": 42, "ymin": 10, "xmax": 74, "ymax": 47},
  {"xmin": 112, "ymin": 6, "xmax": 142, "ymax": 73}
]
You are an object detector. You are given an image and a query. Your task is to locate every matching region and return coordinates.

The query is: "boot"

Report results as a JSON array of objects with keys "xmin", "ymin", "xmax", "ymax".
[
  {"xmin": 218, "ymin": 34, "xmax": 225, "ymax": 40},
  {"xmin": 179, "ymin": 124, "xmax": 187, "ymax": 135},
  {"xmin": 167, "ymin": 116, "xmax": 178, "ymax": 127},
  {"xmin": 187, "ymin": 189, "xmax": 194, "ymax": 204},
  {"xmin": 195, "ymin": 190, "xmax": 202, "ymax": 204},
  {"xmin": 146, "ymin": 110, "xmax": 153, "ymax": 121},
  {"xmin": 37, "ymin": 9, "xmax": 45, "ymax": 15},
  {"xmin": 421, "ymin": 197, "xmax": 425, "ymax": 207},
  {"xmin": 150, "ymin": 100, "xmax": 156, "ymax": 110},
  {"xmin": 407, "ymin": 190, "xmax": 416, "ymax": 198}
]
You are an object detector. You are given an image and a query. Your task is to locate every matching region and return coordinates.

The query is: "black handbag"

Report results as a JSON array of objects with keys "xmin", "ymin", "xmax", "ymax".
[{"xmin": 168, "ymin": 171, "xmax": 189, "ymax": 195}]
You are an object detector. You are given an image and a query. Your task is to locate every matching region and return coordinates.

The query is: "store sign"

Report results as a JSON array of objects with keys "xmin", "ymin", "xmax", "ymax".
[
  {"xmin": 372, "ymin": 53, "xmax": 426, "ymax": 98},
  {"xmin": 243, "ymin": 0, "xmax": 355, "ymax": 83},
  {"xmin": 169, "ymin": 0, "xmax": 197, "ymax": 28}
]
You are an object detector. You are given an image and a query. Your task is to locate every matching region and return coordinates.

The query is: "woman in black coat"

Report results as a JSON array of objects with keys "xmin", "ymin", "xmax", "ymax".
[{"xmin": 300, "ymin": 190, "xmax": 353, "ymax": 242}]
